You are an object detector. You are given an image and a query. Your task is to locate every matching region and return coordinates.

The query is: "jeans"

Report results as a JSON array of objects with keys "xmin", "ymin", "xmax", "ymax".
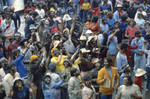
[
  {"xmin": 0, "ymin": 0, "xmax": 2, "ymax": 8},
  {"xmin": 80, "ymin": 10, "xmax": 88, "ymax": 23},
  {"xmin": 134, "ymin": 54, "xmax": 146, "ymax": 73},
  {"xmin": 146, "ymin": 66, "xmax": 150, "ymax": 91},
  {"xmin": 100, "ymin": 94, "xmax": 112, "ymax": 99},
  {"xmin": 3, "ymin": 0, "xmax": 12, "ymax": 7}
]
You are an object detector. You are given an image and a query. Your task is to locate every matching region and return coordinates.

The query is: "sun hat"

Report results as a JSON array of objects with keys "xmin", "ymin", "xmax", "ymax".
[
  {"xmin": 85, "ymin": 30, "xmax": 93, "ymax": 34},
  {"xmin": 30, "ymin": 55, "xmax": 38, "ymax": 63},
  {"xmin": 80, "ymin": 48, "xmax": 90, "ymax": 53},
  {"xmin": 29, "ymin": 24, "xmax": 36, "ymax": 30},
  {"xmin": 63, "ymin": 14, "xmax": 72, "ymax": 21},
  {"xmin": 135, "ymin": 68, "xmax": 146, "ymax": 77},
  {"xmin": 53, "ymin": 17, "xmax": 61, "ymax": 23},
  {"xmin": 68, "ymin": 0, "xmax": 73, "ymax": 4},
  {"xmin": 53, "ymin": 40, "xmax": 61, "ymax": 48},
  {"xmin": 86, "ymin": 35, "xmax": 97, "ymax": 45},
  {"xmin": 0, "ymin": 57, "xmax": 7, "ymax": 63},
  {"xmin": 78, "ymin": 35, "xmax": 86, "ymax": 41}
]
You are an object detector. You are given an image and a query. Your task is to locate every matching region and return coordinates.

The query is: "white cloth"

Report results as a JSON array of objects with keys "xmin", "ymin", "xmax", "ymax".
[
  {"xmin": 82, "ymin": 86, "xmax": 96, "ymax": 99},
  {"xmin": 117, "ymin": 84, "xmax": 142, "ymax": 99},
  {"xmin": 3, "ymin": 72, "xmax": 20, "ymax": 96},
  {"xmin": 35, "ymin": 9, "xmax": 45, "ymax": 18}
]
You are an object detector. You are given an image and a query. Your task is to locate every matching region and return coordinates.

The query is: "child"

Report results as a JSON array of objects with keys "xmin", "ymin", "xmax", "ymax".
[
  {"xmin": 81, "ymin": 0, "xmax": 91, "ymax": 23},
  {"xmin": 134, "ymin": 68, "xmax": 146, "ymax": 91}
]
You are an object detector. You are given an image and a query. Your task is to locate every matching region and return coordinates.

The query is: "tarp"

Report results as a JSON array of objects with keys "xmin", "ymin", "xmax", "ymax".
[{"xmin": 11, "ymin": 0, "xmax": 24, "ymax": 12}]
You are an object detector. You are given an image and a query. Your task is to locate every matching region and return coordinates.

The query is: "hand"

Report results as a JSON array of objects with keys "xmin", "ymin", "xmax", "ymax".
[
  {"xmin": 27, "ymin": 80, "xmax": 32, "ymax": 86},
  {"xmin": 103, "ymin": 75, "xmax": 107, "ymax": 83},
  {"xmin": 115, "ymin": 29, "xmax": 120, "ymax": 33},
  {"xmin": 76, "ymin": 90, "xmax": 82, "ymax": 93},
  {"xmin": 130, "ymin": 94, "xmax": 136, "ymax": 98},
  {"xmin": 138, "ymin": 52, "xmax": 143, "ymax": 56},
  {"xmin": 144, "ymin": 40, "xmax": 147, "ymax": 44}
]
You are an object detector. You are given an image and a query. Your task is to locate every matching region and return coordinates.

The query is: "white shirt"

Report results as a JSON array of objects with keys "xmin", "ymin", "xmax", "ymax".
[{"xmin": 35, "ymin": 9, "xmax": 45, "ymax": 18}]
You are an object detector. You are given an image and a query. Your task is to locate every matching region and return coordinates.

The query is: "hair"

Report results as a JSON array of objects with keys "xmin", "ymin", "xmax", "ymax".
[
  {"xmin": 144, "ymin": 21, "xmax": 150, "ymax": 27},
  {"xmin": 120, "ymin": 43, "xmax": 128, "ymax": 50},
  {"xmin": 106, "ymin": 12, "xmax": 113, "ymax": 18},
  {"xmin": 123, "ymin": 76, "xmax": 133, "ymax": 85},
  {"xmin": 7, "ymin": 62, "xmax": 15, "ymax": 71},
  {"xmin": 135, "ymin": 30, "xmax": 141, "ymax": 36},
  {"xmin": 121, "ymin": 14, "xmax": 128, "ymax": 21},
  {"xmin": 91, "ymin": 16, "xmax": 98, "ymax": 23},
  {"xmin": 104, "ymin": 57, "xmax": 112, "ymax": 63},
  {"xmin": 114, "ymin": 21, "xmax": 120, "ymax": 25},
  {"xmin": 130, "ymin": 19, "xmax": 136, "ymax": 26},
  {"xmin": 70, "ymin": 67, "xmax": 78, "ymax": 76},
  {"xmin": 12, "ymin": 49, "xmax": 20, "ymax": 59}
]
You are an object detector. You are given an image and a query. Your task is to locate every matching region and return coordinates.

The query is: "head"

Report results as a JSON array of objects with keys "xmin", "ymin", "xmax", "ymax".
[
  {"xmin": 10, "ymin": 6, "xmax": 15, "ymax": 13},
  {"xmin": 83, "ymin": 75, "xmax": 92, "ymax": 87},
  {"xmin": 5, "ymin": 12, "xmax": 11, "ymax": 21},
  {"xmin": 122, "ymin": 65, "xmax": 131, "ymax": 73},
  {"xmin": 123, "ymin": 76, "xmax": 133, "ymax": 86},
  {"xmin": 91, "ymin": 16, "xmax": 98, "ymax": 23},
  {"xmin": 103, "ymin": 0, "xmax": 108, "ymax": 4},
  {"xmin": 137, "ymin": 13, "xmax": 143, "ymax": 19},
  {"xmin": 135, "ymin": 30, "xmax": 142, "ymax": 38},
  {"xmin": 95, "ymin": 62, "xmax": 101, "ymax": 70},
  {"xmin": 48, "ymin": 62, "xmax": 56, "ymax": 72},
  {"xmin": 114, "ymin": 21, "xmax": 120, "ymax": 28},
  {"xmin": 117, "ymin": 5, "xmax": 123, "ymax": 12},
  {"xmin": 63, "ymin": 58, "xmax": 72, "ymax": 68},
  {"xmin": 121, "ymin": 14, "xmax": 128, "ymax": 22},
  {"xmin": 102, "ymin": 18, "xmax": 107, "ymax": 25},
  {"xmin": 104, "ymin": 57, "xmax": 112, "ymax": 68},
  {"xmin": 106, "ymin": 12, "xmax": 113, "ymax": 19},
  {"xmin": 129, "ymin": 1, "xmax": 134, "ymax": 8},
  {"xmin": 0, "ymin": 57, "xmax": 8, "ymax": 69},
  {"xmin": 144, "ymin": 22, "xmax": 150, "ymax": 32},
  {"xmin": 44, "ymin": 73, "xmax": 51, "ymax": 84},
  {"xmin": 53, "ymin": 49, "xmax": 60, "ymax": 57},
  {"xmin": 86, "ymin": 14, "xmax": 92, "ymax": 21},
  {"xmin": 80, "ymin": 40, "xmax": 86, "ymax": 47},
  {"xmin": 13, "ymin": 78, "xmax": 24, "ymax": 91},
  {"xmin": 120, "ymin": 43, "xmax": 128, "ymax": 52},
  {"xmin": 31, "ymin": 11, "xmax": 38, "ymax": 19},
  {"xmin": 12, "ymin": 49, "xmax": 20, "ymax": 59},
  {"xmin": 54, "ymin": 34, "xmax": 61, "ymax": 40},
  {"xmin": 8, "ymin": 63, "xmax": 17, "ymax": 75},
  {"xmin": 129, "ymin": 19, "xmax": 136, "ymax": 27},
  {"xmin": 103, "ymin": 32, "xmax": 108, "ymax": 38},
  {"xmin": 70, "ymin": 67, "xmax": 80, "ymax": 77}
]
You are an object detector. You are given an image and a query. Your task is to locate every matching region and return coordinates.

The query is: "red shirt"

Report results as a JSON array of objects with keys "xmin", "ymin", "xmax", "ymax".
[
  {"xmin": 134, "ymin": 76, "xmax": 142, "ymax": 91},
  {"xmin": 89, "ymin": 23, "xmax": 102, "ymax": 35},
  {"xmin": 125, "ymin": 46, "xmax": 138, "ymax": 62},
  {"xmin": 126, "ymin": 26, "xmax": 139, "ymax": 37}
]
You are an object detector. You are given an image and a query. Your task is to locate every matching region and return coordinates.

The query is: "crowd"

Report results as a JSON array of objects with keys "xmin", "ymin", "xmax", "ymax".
[{"xmin": 0, "ymin": 0, "xmax": 150, "ymax": 99}]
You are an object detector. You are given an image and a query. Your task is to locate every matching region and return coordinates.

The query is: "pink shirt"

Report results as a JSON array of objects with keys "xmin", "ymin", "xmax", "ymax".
[{"xmin": 126, "ymin": 26, "xmax": 139, "ymax": 37}]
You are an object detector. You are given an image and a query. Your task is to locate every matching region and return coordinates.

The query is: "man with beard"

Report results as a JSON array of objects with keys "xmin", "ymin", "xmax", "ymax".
[
  {"xmin": 131, "ymin": 30, "xmax": 146, "ymax": 73},
  {"xmin": 116, "ymin": 43, "xmax": 128, "ymax": 75},
  {"xmin": 68, "ymin": 67, "xmax": 82, "ymax": 99},
  {"xmin": 82, "ymin": 75, "xmax": 96, "ymax": 99},
  {"xmin": 97, "ymin": 57, "xmax": 119, "ymax": 99}
]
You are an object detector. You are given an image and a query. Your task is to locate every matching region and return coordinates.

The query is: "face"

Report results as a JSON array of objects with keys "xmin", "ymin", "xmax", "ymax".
[
  {"xmin": 130, "ymin": 21, "xmax": 135, "ymax": 27},
  {"xmin": 0, "ymin": 60, "xmax": 8, "ymax": 68},
  {"xmin": 118, "ymin": 7, "xmax": 122, "ymax": 11},
  {"xmin": 85, "ymin": 79, "xmax": 92, "ymax": 87},
  {"xmin": 10, "ymin": 66, "xmax": 17, "ymax": 74},
  {"xmin": 123, "ymin": 77, "xmax": 128, "ymax": 86},
  {"xmin": 145, "ymin": 24, "xmax": 150, "ymax": 32},
  {"xmin": 54, "ymin": 35, "xmax": 60, "ymax": 40},
  {"xmin": 115, "ymin": 23, "xmax": 119, "ymax": 28},
  {"xmin": 64, "ymin": 32, "xmax": 68, "ymax": 39},
  {"xmin": 31, "ymin": 29, "xmax": 36, "ymax": 33},
  {"xmin": 80, "ymin": 40, "xmax": 86, "ymax": 46},
  {"xmin": 82, "ymin": 53, "xmax": 89, "ymax": 58},
  {"xmin": 15, "ymin": 80, "xmax": 23, "ymax": 89},
  {"xmin": 104, "ymin": 59, "xmax": 110, "ymax": 68},
  {"xmin": 64, "ymin": 61, "xmax": 69, "ymax": 67},
  {"xmin": 53, "ymin": 50, "xmax": 60, "ymax": 57},
  {"xmin": 95, "ymin": 63, "xmax": 101, "ymax": 70},
  {"xmin": 45, "ymin": 76, "xmax": 51, "ymax": 84}
]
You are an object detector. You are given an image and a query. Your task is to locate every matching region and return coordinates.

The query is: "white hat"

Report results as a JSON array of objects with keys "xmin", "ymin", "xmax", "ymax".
[
  {"xmin": 13, "ymin": 77, "xmax": 23, "ymax": 85},
  {"xmin": 86, "ymin": 35, "xmax": 97, "ymax": 45},
  {"xmin": 53, "ymin": 17, "xmax": 61, "ymax": 23},
  {"xmin": 68, "ymin": 0, "xmax": 73, "ymax": 4},
  {"xmin": 78, "ymin": 36, "xmax": 86, "ymax": 41},
  {"xmin": 117, "ymin": 4, "xmax": 123, "ymax": 8},
  {"xmin": 135, "ymin": 68, "xmax": 146, "ymax": 77},
  {"xmin": 63, "ymin": 14, "xmax": 72, "ymax": 21},
  {"xmin": 80, "ymin": 48, "xmax": 90, "ymax": 53},
  {"xmin": 85, "ymin": 30, "xmax": 93, "ymax": 34}
]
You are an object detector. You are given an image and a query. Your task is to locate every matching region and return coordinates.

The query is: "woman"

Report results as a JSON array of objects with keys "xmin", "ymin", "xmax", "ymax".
[
  {"xmin": 89, "ymin": 16, "xmax": 102, "ymax": 35},
  {"xmin": 8, "ymin": 78, "xmax": 36, "ymax": 99},
  {"xmin": 125, "ymin": 19, "xmax": 139, "ymax": 38},
  {"xmin": 117, "ymin": 76, "xmax": 142, "ymax": 99}
]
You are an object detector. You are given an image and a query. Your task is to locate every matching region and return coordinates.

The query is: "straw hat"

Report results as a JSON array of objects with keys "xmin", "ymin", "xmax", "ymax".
[
  {"xmin": 135, "ymin": 68, "xmax": 146, "ymax": 77},
  {"xmin": 53, "ymin": 40, "xmax": 61, "ymax": 48},
  {"xmin": 78, "ymin": 36, "xmax": 86, "ymax": 41},
  {"xmin": 63, "ymin": 28, "xmax": 70, "ymax": 34},
  {"xmin": 63, "ymin": 14, "xmax": 72, "ymax": 21},
  {"xmin": 86, "ymin": 35, "xmax": 97, "ymax": 45},
  {"xmin": 117, "ymin": 4, "xmax": 123, "ymax": 8},
  {"xmin": 80, "ymin": 48, "xmax": 90, "ymax": 53},
  {"xmin": 68, "ymin": 0, "xmax": 73, "ymax": 4},
  {"xmin": 85, "ymin": 30, "xmax": 93, "ymax": 34}
]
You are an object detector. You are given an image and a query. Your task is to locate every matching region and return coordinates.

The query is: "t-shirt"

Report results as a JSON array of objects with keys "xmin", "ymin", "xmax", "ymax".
[
  {"xmin": 126, "ymin": 26, "xmax": 139, "ymax": 37},
  {"xmin": 51, "ymin": 55, "xmax": 68, "ymax": 71},
  {"xmin": 117, "ymin": 84, "xmax": 142, "ymax": 99}
]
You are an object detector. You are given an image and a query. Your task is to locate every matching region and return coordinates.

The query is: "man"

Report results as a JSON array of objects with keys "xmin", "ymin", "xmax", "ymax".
[
  {"xmin": 68, "ymin": 67, "xmax": 81, "ymax": 99},
  {"xmin": 116, "ymin": 43, "xmax": 128, "ymax": 74},
  {"xmin": 97, "ymin": 57, "xmax": 119, "ymax": 99},
  {"xmin": 3, "ymin": 63, "xmax": 20, "ymax": 97},
  {"xmin": 113, "ymin": 4, "xmax": 125, "ymax": 21},
  {"xmin": 127, "ymin": 1, "xmax": 137, "ymax": 19},
  {"xmin": 131, "ymin": 30, "xmax": 146, "ymax": 73},
  {"xmin": 82, "ymin": 75, "xmax": 96, "ymax": 99}
]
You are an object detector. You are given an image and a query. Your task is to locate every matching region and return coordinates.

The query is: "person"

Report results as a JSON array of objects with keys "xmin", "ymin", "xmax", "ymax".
[
  {"xmin": 135, "ymin": 13, "xmax": 146, "ymax": 30},
  {"xmin": 12, "ymin": 40, "xmax": 31, "ymax": 79},
  {"xmin": 131, "ymin": 30, "xmax": 146, "ymax": 73},
  {"xmin": 134, "ymin": 68, "xmax": 146, "ymax": 91},
  {"xmin": 106, "ymin": 12, "xmax": 115, "ymax": 30},
  {"xmin": 89, "ymin": 16, "xmax": 102, "ymax": 35},
  {"xmin": 42, "ymin": 72, "xmax": 64, "ymax": 99},
  {"xmin": 119, "ymin": 65, "xmax": 131, "ymax": 86},
  {"xmin": 3, "ymin": 63, "xmax": 20, "ymax": 97},
  {"xmin": 117, "ymin": 76, "xmax": 142, "ymax": 99},
  {"xmin": 97, "ymin": 57, "xmax": 119, "ymax": 99},
  {"xmin": 100, "ymin": 18, "xmax": 109, "ymax": 33},
  {"xmin": 8, "ymin": 78, "xmax": 36, "ymax": 99},
  {"xmin": 35, "ymin": 2, "xmax": 45, "ymax": 18},
  {"xmin": 113, "ymin": 4, "xmax": 125, "ymax": 21},
  {"xmin": 126, "ymin": 1, "xmax": 137, "ymax": 19},
  {"xmin": 142, "ymin": 41, "xmax": 150, "ymax": 91},
  {"xmin": 116, "ymin": 43, "xmax": 128, "ymax": 74},
  {"xmin": 82, "ymin": 75, "xmax": 96, "ymax": 99},
  {"xmin": 68, "ymin": 67, "xmax": 82, "ymax": 99}
]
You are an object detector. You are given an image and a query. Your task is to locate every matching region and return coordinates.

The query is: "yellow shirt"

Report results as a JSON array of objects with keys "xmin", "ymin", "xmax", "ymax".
[
  {"xmin": 51, "ymin": 55, "xmax": 68, "ymax": 71},
  {"xmin": 81, "ymin": 3, "xmax": 91, "ymax": 10}
]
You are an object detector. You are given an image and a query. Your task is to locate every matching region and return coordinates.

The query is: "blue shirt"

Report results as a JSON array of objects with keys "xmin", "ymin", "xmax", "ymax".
[
  {"xmin": 99, "ymin": 4, "xmax": 111, "ymax": 18},
  {"xmin": 113, "ymin": 11, "xmax": 125, "ymax": 21},
  {"xmin": 13, "ymin": 54, "xmax": 28, "ymax": 78},
  {"xmin": 131, "ymin": 37, "xmax": 145, "ymax": 54},
  {"xmin": 100, "ymin": 24, "xmax": 109, "ymax": 33},
  {"xmin": 42, "ymin": 80, "xmax": 63, "ymax": 99},
  {"xmin": 107, "ymin": 18, "xmax": 115, "ymax": 30},
  {"xmin": 106, "ymin": 67, "xmax": 112, "ymax": 77}
]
